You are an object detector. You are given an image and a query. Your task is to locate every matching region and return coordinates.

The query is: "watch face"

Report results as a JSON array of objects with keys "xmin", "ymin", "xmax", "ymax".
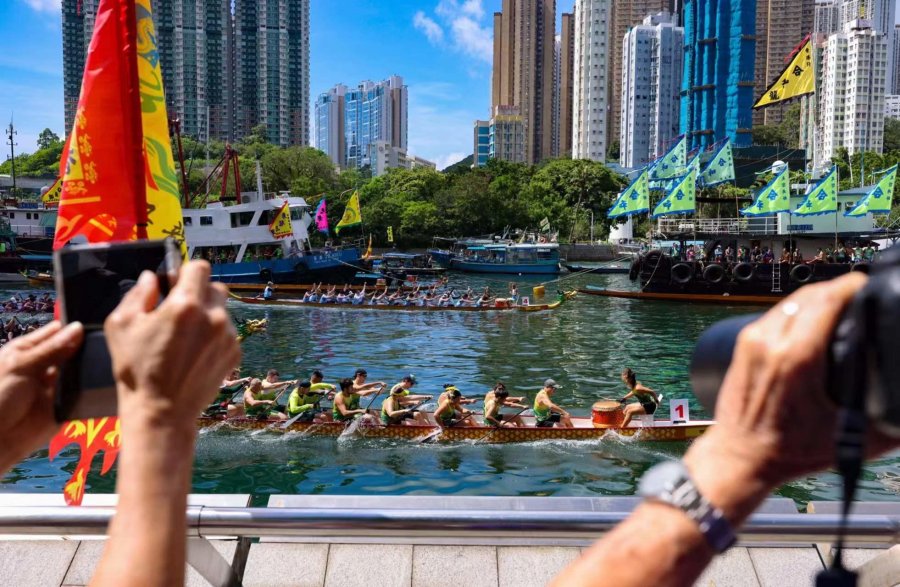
[{"xmin": 637, "ymin": 460, "xmax": 689, "ymax": 498}]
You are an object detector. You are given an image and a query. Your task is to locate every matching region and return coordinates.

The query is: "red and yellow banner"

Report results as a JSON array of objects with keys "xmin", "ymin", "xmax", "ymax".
[
  {"xmin": 48, "ymin": 0, "xmax": 186, "ymax": 506},
  {"xmin": 41, "ymin": 177, "xmax": 62, "ymax": 208}
]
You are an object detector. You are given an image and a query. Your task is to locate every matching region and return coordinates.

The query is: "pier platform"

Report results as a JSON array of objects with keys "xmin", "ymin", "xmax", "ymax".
[{"xmin": 0, "ymin": 494, "xmax": 896, "ymax": 587}]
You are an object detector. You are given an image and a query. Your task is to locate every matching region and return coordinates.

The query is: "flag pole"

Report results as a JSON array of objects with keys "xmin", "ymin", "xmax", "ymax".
[{"xmin": 120, "ymin": 0, "xmax": 148, "ymax": 240}]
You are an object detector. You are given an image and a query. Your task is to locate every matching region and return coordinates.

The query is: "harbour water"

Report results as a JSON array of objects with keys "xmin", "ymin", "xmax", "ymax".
[{"xmin": 1, "ymin": 274, "xmax": 898, "ymax": 507}]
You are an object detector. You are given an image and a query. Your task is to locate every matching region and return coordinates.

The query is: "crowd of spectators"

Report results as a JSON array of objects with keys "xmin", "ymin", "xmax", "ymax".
[{"xmin": 669, "ymin": 242, "xmax": 877, "ymax": 266}]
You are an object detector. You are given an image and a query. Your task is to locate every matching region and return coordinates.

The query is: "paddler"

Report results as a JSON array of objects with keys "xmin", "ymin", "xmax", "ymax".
[
  {"xmin": 433, "ymin": 386, "xmax": 476, "ymax": 428},
  {"xmin": 243, "ymin": 378, "xmax": 288, "ymax": 421},
  {"xmin": 220, "ymin": 368, "xmax": 251, "ymax": 418},
  {"xmin": 389, "ymin": 374, "xmax": 433, "ymax": 424},
  {"xmin": 533, "ymin": 379, "xmax": 573, "ymax": 428},
  {"xmin": 484, "ymin": 382, "xmax": 526, "ymax": 406},
  {"xmin": 380, "ymin": 386, "xmax": 420, "ymax": 426},
  {"xmin": 351, "ymin": 368, "xmax": 386, "ymax": 394},
  {"xmin": 618, "ymin": 367, "xmax": 660, "ymax": 428},
  {"xmin": 286, "ymin": 380, "xmax": 328, "ymax": 423},
  {"xmin": 310, "ymin": 369, "xmax": 336, "ymax": 398},
  {"xmin": 261, "ymin": 369, "xmax": 296, "ymax": 393},
  {"xmin": 333, "ymin": 377, "xmax": 380, "ymax": 423},
  {"xmin": 483, "ymin": 388, "xmax": 527, "ymax": 428}
]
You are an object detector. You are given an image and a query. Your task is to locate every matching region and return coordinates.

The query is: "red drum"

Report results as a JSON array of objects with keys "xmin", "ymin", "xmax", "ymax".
[{"xmin": 592, "ymin": 400, "xmax": 625, "ymax": 428}]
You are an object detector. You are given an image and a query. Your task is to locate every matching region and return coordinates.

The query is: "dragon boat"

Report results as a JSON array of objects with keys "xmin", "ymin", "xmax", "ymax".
[
  {"xmin": 231, "ymin": 292, "xmax": 577, "ymax": 313},
  {"xmin": 197, "ymin": 402, "xmax": 712, "ymax": 443}
]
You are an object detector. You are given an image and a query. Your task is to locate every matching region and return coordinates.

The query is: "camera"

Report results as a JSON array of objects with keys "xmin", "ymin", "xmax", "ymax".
[{"xmin": 54, "ymin": 239, "xmax": 181, "ymax": 422}]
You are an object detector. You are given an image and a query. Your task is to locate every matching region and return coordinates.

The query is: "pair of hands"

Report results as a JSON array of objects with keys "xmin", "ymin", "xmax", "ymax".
[{"xmin": 0, "ymin": 262, "xmax": 239, "ymax": 473}]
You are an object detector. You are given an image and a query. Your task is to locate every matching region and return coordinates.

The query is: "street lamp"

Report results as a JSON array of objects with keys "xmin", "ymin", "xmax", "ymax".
[{"xmin": 589, "ymin": 210, "xmax": 595, "ymax": 244}]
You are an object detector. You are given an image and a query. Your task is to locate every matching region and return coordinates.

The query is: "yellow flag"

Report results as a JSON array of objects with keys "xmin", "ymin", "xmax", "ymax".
[
  {"xmin": 42, "ymin": 177, "xmax": 62, "ymax": 207},
  {"xmin": 136, "ymin": 0, "xmax": 187, "ymax": 256},
  {"xmin": 387, "ymin": 226, "xmax": 394, "ymax": 243},
  {"xmin": 269, "ymin": 201, "xmax": 293, "ymax": 239},
  {"xmin": 336, "ymin": 191, "xmax": 362, "ymax": 234},
  {"xmin": 363, "ymin": 235, "xmax": 373, "ymax": 259},
  {"xmin": 754, "ymin": 37, "xmax": 815, "ymax": 110}
]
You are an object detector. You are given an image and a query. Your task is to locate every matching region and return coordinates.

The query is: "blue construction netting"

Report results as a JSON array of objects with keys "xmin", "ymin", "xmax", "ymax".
[{"xmin": 680, "ymin": 0, "xmax": 756, "ymax": 152}]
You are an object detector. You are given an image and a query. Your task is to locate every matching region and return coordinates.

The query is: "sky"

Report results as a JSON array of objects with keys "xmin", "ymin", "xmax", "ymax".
[{"xmin": 0, "ymin": 0, "xmax": 574, "ymax": 171}]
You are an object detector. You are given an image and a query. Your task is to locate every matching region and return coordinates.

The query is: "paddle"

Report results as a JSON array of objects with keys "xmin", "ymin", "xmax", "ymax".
[{"xmin": 474, "ymin": 405, "xmax": 532, "ymax": 444}]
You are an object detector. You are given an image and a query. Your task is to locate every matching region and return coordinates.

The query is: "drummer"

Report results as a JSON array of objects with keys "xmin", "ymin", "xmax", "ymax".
[{"xmin": 619, "ymin": 367, "xmax": 660, "ymax": 428}]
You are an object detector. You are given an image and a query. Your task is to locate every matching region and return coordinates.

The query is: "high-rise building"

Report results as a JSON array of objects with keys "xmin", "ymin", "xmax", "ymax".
[
  {"xmin": 573, "ymin": 0, "xmax": 613, "ymax": 162},
  {"xmin": 837, "ymin": 0, "xmax": 896, "ymax": 93},
  {"xmin": 233, "ymin": 0, "xmax": 310, "ymax": 147},
  {"xmin": 620, "ymin": 12, "xmax": 684, "ymax": 168},
  {"xmin": 367, "ymin": 141, "xmax": 436, "ymax": 177},
  {"xmin": 753, "ymin": 0, "xmax": 815, "ymax": 126},
  {"xmin": 819, "ymin": 20, "xmax": 887, "ymax": 166},
  {"xmin": 315, "ymin": 84, "xmax": 347, "ymax": 168},
  {"xmin": 885, "ymin": 94, "xmax": 900, "ymax": 119},
  {"xmin": 681, "ymin": 0, "xmax": 757, "ymax": 151},
  {"xmin": 815, "ymin": 0, "xmax": 840, "ymax": 34},
  {"xmin": 608, "ymin": 0, "xmax": 671, "ymax": 154},
  {"xmin": 491, "ymin": 0, "xmax": 557, "ymax": 165},
  {"xmin": 557, "ymin": 12, "xmax": 576, "ymax": 158},
  {"xmin": 474, "ymin": 120, "xmax": 491, "ymax": 167},
  {"xmin": 894, "ymin": 25, "xmax": 900, "ymax": 94},
  {"xmin": 489, "ymin": 106, "xmax": 527, "ymax": 163},
  {"xmin": 62, "ymin": 0, "xmax": 311, "ymax": 146},
  {"xmin": 151, "ymin": 0, "xmax": 231, "ymax": 141},
  {"xmin": 343, "ymin": 76, "xmax": 408, "ymax": 170},
  {"xmin": 62, "ymin": 0, "xmax": 99, "ymax": 134}
]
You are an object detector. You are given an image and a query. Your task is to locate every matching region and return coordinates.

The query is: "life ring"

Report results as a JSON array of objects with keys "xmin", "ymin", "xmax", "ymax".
[
  {"xmin": 259, "ymin": 268, "xmax": 273, "ymax": 283},
  {"xmin": 790, "ymin": 264, "xmax": 813, "ymax": 284},
  {"xmin": 628, "ymin": 259, "xmax": 641, "ymax": 281},
  {"xmin": 670, "ymin": 263, "xmax": 693, "ymax": 284},
  {"xmin": 703, "ymin": 263, "xmax": 726, "ymax": 284},
  {"xmin": 851, "ymin": 262, "xmax": 871, "ymax": 274},
  {"xmin": 732, "ymin": 262, "xmax": 755, "ymax": 283}
]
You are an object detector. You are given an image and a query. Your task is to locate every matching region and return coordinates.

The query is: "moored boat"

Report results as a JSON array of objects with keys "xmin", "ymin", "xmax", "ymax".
[
  {"xmin": 428, "ymin": 237, "xmax": 561, "ymax": 275},
  {"xmin": 579, "ymin": 285, "xmax": 778, "ymax": 305},
  {"xmin": 563, "ymin": 262, "xmax": 630, "ymax": 275},
  {"xmin": 196, "ymin": 413, "xmax": 711, "ymax": 443}
]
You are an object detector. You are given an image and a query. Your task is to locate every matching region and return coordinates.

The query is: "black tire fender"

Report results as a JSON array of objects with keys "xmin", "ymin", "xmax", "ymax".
[
  {"xmin": 671, "ymin": 263, "xmax": 693, "ymax": 285},
  {"xmin": 789, "ymin": 264, "xmax": 813, "ymax": 284},
  {"xmin": 703, "ymin": 263, "xmax": 726, "ymax": 284},
  {"xmin": 732, "ymin": 262, "xmax": 755, "ymax": 283}
]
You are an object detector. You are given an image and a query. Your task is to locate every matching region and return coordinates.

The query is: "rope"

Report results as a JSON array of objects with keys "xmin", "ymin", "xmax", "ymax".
[{"xmin": 640, "ymin": 253, "xmax": 665, "ymax": 293}]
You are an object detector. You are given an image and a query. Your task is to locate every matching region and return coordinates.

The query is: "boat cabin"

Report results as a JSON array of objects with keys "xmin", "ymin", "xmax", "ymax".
[
  {"xmin": 183, "ymin": 192, "xmax": 313, "ymax": 264},
  {"xmin": 381, "ymin": 253, "xmax": 432, "ymax": 270}
]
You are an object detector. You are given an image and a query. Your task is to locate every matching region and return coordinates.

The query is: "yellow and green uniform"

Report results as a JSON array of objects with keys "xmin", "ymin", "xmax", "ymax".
[
  {"xmin": 287, "ymin": 389, "xmax": 319, "ymax": 418},
  {"xmin": 390, "ymin": 383, "xmax": 410, "ymax": 397},
  {"xmin": 437, "ymin": 395, "xmax": 458, "ymax": 425},
  {"xmin": 484, "ymin": 398, "xmax": 503, "ymax": 427},
  {"xmin": 246, "ymin": 391, "xmax": 279, "ymax": 418},
  {"xmin": 533, "ymin": 392, "xmax": 551, "ymax": 422},
  {"xmin": 333, "ymin": 392, "xmax": 360, "ymax": 422},
  {"xmin": 310, "ymin": 382, "xmax": 334, "ymax": 393}
]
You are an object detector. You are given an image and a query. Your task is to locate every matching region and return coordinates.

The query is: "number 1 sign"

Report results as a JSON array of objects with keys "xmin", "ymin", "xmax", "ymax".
[{"xmin": 670, "ymin": 398, "xmax": 690, "ymax": 423}]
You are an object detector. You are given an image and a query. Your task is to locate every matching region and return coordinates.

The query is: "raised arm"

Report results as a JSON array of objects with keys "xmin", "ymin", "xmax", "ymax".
[{"xmin": 92, "ymin": 262, "xmax": 240, "ymax": 587}]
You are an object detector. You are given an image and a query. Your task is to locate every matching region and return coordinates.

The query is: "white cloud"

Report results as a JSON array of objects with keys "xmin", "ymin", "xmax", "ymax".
[
  {"xmin": 449, "ymin": 16, "xmax": 493, "ymax": 64},
  {"xmin": 432, "ymin": 152, "xmax": 468, "ymax": 171},
  {"xmin": 424, "ymin": 1, "xmax": 493, "ymax": 65},
  {"xmin": 413, "ymin": 11, "xmax": 445, "ymax": 45},
  {"xmin": 19, "ymin": 0, "xmax": 60, "ymax": 13}
]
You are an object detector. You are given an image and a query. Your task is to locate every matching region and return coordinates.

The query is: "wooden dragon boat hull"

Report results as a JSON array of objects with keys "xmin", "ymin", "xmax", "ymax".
[
  {"xmin": 578, "ymin": 286, "xmax": 778, "ymax": 306},
  {"xmin": 232, "ymin": 293, "xmax": 576, "ymax": 313},
  {"xmin": 196, "ymin": 415, "xmax": 711, "ymax": 443}
]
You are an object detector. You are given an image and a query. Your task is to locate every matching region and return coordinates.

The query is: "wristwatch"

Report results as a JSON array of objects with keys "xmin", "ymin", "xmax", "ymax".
[{"xmin": 637, "ymin": 460, "xmax": 737, "ymax": 553}]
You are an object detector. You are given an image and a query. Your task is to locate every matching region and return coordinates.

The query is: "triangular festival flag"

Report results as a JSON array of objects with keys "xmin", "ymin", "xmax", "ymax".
[
  {"xmin": 794, "ymin": 167, "xmax": 838, "ymax": 216},
  {"xmin": 845, "ymin": 165, "xmax": 897, "ymax": 217},
  {"xmin": 741, "ymin": 168, "xmax": 791, "ymax": 216},
  {"xmin": 651, "ymin": 168, "xmax": 697, "ymax": 219}
]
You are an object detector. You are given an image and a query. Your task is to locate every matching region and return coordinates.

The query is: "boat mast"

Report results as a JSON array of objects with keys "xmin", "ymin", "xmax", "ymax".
[
  {"xmin": 5, "ymin": 117, "xmax": 16, "ymax": 194},
  {"xmin": 169, "ymin": 115, "xmax": 191, "ymax": 209}
]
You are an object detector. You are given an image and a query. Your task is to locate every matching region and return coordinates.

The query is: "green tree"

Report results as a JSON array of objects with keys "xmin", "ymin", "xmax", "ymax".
[
  {"xmin": 260, "ymin": 147, "xmax": 339, "ymax": 199},
  {"xmin": 884, "ymin": 118, "xmax": 900, "ymax": 153},
  {"xmin": 36, "ymin": 128, "xmax": 60, "ymax": 150}
]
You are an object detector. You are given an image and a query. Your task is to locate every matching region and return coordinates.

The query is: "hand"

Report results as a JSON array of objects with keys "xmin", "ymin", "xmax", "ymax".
[
  {"xmin": 683, "ymin": 274, "xmax": 898, "ymax": 524},
  {"xmin": 618, "ymin": 398, "xmax": 627, "ymax": 404},
  {"xmin": 105, "ymin": 262, "xmax": 240, "ymax": 430},
  {"xmin": 0, "ymin": 321, "xmax": 83, "ymax": 472}
]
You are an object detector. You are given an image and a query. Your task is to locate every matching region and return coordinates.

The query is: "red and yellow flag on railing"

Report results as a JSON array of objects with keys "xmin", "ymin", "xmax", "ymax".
[
  {"xmin": 41, "ymin": 177, "xmax": 62, "ymax": 208},
  {"xmin": 48, "ymin": 0, "xmax": 187, "ymax": 506}
]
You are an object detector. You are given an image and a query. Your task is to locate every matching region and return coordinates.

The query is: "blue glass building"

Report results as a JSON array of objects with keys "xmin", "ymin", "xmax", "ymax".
[
  {"xmin": 680, "ymin": 0, "xmax": 756, "ymax": 150},
  {"xmin": 474, "ymin": 121, "xmax": 490, "ymax": 167}
]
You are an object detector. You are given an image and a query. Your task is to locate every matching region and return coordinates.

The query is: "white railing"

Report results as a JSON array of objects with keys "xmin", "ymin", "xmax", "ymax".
[{"xmin": 656, "ymin": 217, "xmax": 779, "ymax": 236}]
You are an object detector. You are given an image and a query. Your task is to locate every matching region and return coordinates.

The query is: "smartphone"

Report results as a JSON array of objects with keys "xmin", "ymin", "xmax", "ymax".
[{"xmin": 54, "ymin": 239, "xmax": 181, "ymax": 422}]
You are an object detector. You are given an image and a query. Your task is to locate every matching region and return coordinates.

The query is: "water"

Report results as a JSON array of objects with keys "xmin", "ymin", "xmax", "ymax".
[{"xmin": 2, "ymin": 275, "xmax": 898, "ymax": 508}]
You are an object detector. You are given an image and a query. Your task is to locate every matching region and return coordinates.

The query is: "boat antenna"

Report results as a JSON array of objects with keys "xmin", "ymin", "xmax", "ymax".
[{"xmin": 5, "ymin": 115, "xmax": 16, "ymax": 194}]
